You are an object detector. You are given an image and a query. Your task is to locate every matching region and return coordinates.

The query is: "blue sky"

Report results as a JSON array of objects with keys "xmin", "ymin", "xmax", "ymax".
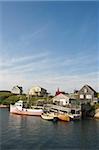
[{"xmin": 0, "ymin": 1, "xmax": 99, "ymax": 94}]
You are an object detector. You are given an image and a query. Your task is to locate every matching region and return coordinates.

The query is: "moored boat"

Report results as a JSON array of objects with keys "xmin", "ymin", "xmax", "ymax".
[
  {"xmin": 41, "ymin": 113, "xmax": 54, "ymax": 121},
  {"xmin": 68, "ymin": 113, "xmax": 81, "ymax": 120},
  {"xmin": 58, "ymin": 114, "xmax": 70, "ymax": 122},
  {"xmin": 68, "ymin": 109, "xmax": 82, "ymax": 120},
  {"xmin": 41, "ymin": 112, "xmax": 58, "ymax": 121},
  {"xmin": 10, "ymin": 100, "xmax": 43, "ymax": 116}
]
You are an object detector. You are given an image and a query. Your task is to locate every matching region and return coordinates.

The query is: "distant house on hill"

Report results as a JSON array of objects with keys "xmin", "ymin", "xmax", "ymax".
[
  {"xmin": 11, "ymin": 85, "xmax": 23, "ymax": 95},
  {"xmin": 28, "ymin": 86, "xmax": 48, "ymax": 97},
  {"xmin": 78, "ymin": 85, "xmax": 97, "ymax": 104}
]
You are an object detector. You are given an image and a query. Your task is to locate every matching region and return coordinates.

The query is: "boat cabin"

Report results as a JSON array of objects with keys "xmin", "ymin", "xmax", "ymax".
[{"xmin": 15, "ymin": 100, "xmax": 23, "ymax": 110}]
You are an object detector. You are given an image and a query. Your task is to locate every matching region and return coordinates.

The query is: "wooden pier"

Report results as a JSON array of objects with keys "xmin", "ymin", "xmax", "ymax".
[{"xmin": 44, "ymin": 104, "xmax": 81, "ymax": 113}]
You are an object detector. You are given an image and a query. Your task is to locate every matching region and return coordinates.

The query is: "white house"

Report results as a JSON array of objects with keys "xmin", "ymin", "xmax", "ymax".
[
  {"xmin": 52, "ymin": 93, "xmax": 70, "ymax": 106},
  {"xmin": 28, "ymin": 86, "xmax": 48, "ymax": 97},
  {"xmin": 11, "ymin": 85, "xmax": 23, "ymax": 95}
]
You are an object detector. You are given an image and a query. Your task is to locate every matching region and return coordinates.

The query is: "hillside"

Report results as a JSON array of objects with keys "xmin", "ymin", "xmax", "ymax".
[
  {"xmin": 0, "ymin": 91, "xmax": 27, "ymax": 105},
  {"xmin": 0, "ymin": 91, "xmax": 51, "ymax": 106}
]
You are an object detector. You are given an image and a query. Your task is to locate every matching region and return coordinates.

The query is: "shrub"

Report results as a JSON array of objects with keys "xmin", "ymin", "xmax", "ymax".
[{"xmin": 94, "ymin": 103, "xmax": 99, "ymax": 109}]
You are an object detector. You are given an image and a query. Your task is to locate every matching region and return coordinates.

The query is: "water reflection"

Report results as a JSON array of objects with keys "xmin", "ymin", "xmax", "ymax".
[{"xmin": 0, "ymin": 108, "xmax": 99, "ymax": 150}]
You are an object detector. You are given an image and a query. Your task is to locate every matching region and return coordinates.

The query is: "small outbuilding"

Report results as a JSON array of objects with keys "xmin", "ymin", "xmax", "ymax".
[{"xmin": 52, "ymin": 93, "xmax": 70, "ymax": 106}]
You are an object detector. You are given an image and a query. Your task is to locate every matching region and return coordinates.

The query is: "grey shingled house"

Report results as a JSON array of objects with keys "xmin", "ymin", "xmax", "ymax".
[{"xmin": 78, "ymin": 85, "xmax": 97, "ymax": 104}]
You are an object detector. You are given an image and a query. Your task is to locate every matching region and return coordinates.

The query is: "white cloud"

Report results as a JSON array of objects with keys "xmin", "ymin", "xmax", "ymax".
[
  {"xmin": 1, "ymin": 50, "xmax": 98, "ymax": 76},
  {"xmin": 0, "ymin": 50, "xmax": 98, "ymax": 95},
  {"xmin": 0, "ymin": 70, "xmax": 98, "ymax": 95},
  {"xmin": 0, "ymin": 51, "xmax": 49, "ymax": 66}
]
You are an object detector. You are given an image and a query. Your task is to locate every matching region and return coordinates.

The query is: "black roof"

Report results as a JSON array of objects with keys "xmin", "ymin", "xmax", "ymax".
[{"xmin": 79, "ymin": 85, "xmax": 97, "ymax": 93}]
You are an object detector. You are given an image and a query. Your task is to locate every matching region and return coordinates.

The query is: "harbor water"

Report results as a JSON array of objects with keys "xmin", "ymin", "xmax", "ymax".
[{"xmin": 0, "ymin": 108, "xmax": 99, "ymax": 150}]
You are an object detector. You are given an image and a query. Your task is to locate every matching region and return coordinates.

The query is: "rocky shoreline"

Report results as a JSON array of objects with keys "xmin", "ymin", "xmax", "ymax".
[
  {"xmin": 0, "ymin": 104, "xmax": 9, "ymax": 108},
  {"xmin": 94, "ymin": 108, "xmax": 99, "ymax": 119}
]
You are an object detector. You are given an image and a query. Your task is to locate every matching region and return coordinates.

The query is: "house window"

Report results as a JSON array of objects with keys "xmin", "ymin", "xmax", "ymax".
[
  {"xmin": 80, "ymin": 94, "xmax": 84, "ymax": 99},
  {"xmin": 86, "ymin": 95, "xmax": 92, "ymax": 99},
  {"xmin": 60, "ymin": 99, "xmax": 67, "ymax": 105},
  {"xmin": 84, "ymin": 88, "xmax": 87, "ymax": 93}
]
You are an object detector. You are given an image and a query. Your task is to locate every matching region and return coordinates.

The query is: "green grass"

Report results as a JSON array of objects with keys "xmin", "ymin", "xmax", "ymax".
[
  {"xmin": 0, "ymin": 92, "xmax": 51, "ymax": 106},
  {"xmin": 94, "ymin": 103, "xmax": 99, "ymax": 109}
]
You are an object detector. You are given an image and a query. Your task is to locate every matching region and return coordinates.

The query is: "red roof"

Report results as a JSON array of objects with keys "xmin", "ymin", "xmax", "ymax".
[{"xmin": 55, "ymin": 88, "xmax": 63, "ymax": 96}]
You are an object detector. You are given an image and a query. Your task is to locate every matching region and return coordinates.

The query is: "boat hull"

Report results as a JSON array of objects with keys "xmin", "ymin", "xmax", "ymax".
[
  {"xmin": 10, "ymin": 105, "xmax": 43, "ymax": 116},
  {"xmin": 68, "ymin": 114, "xmax": 81, "ymax": 120},
  {"xmin": 41, "ymin": 113, "xmax": 56, "ymax": 121},
  {"xmin": 0, "ymin": 104, "xmax": 9, "ymax": 108},
  {"xmin": 58, "ymin": 114, "xmax": 70, "ymax": 122}
]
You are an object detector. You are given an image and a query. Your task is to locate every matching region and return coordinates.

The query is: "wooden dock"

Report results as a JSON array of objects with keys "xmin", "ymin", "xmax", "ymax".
[{"xmin": 44, "ymin": 104, "xmax": 81, "ymax": 113}]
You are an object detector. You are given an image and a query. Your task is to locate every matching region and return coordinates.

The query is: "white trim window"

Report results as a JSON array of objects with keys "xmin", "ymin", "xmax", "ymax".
[
  {"xmin": 80, "ymin": 94, "xmax": 84, "ymax": 99},
  {"xmin": 86, "ymin": 95, "xmax": 92, "ymax": 99}
]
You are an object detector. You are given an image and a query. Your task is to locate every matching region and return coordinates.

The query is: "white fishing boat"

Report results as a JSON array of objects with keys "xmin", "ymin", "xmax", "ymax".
[{"xmin": 10, "ymin": 100, "xmax": 43, "ymax": 116}]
